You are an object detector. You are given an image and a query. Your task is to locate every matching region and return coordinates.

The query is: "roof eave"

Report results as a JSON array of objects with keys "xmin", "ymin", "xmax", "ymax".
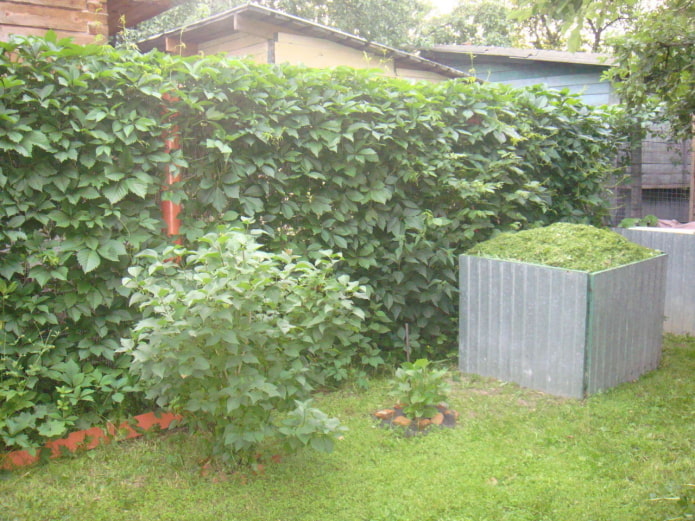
[
  {"xmin": 108, "ymin": 0, "xmax": 171, "ymax": 33},
  {"xmin": 421, "ymin": 44, "xmax": 614, "ymax": 67},
  {"xmin": 137, "ymin": 2, "xmax": 468, "ymax": 79}
]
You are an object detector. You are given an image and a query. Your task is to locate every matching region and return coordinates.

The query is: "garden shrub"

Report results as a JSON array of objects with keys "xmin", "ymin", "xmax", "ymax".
[
  {"xmin": 120, "ymin": 227, "xmax": 365, "ymax": 464},
  {"xmin": 0, "ymin": 35, "xmax": 622, "ymax": 452}
]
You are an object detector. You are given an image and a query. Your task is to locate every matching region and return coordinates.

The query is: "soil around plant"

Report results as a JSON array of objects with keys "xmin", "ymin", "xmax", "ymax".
[{"xmin": 374, "ymin": 405, "xmax": 458, "ymax": 436}]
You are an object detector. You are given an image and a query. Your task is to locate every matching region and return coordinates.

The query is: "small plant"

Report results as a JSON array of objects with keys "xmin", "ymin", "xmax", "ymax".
[
  {"xmin": 389, "ymin": 359, "xmax": 450, "ymax": 420},
  {"xmin": 619, "ymin": 214, "xmax": 659, "ymax": 228},
  {"xmin": 121, "ymin": 227, "xmax": 368, "ymax": 466}
]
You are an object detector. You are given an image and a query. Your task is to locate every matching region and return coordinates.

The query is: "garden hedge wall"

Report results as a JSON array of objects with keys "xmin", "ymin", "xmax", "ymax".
[{"xmin": 0, "ymin": 34, "xmax": 621, "ymax": 450}]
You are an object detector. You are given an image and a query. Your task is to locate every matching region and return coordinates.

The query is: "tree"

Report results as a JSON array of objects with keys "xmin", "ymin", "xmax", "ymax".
[
  {"xmin": 419, "ymin": 0, "xmax": 635, "ymax": 51},
  {"xmin": 607, "ymin": 0, "xmax": 695, "ymax": 141},
  {"xmin": 583, "ymin": 2, "xmax": 635, "ymax": 52},
  {"xmin": 511, "ymin": 0, "xmax": 641, "ymax": 51},
  {"xmin": 420, "ymin": 0, "xmax": 515, "ymax": 47},
  {"xmin": 133, "ymin": 0, "xmax": 430, "ymax": 48},
  {"xmin": 281, "ymin": 0, "xmax": 431, "ymax": 47},
  {"xmin": 517, "ymin": 10, "xmax": 567, "ymax": 49}
]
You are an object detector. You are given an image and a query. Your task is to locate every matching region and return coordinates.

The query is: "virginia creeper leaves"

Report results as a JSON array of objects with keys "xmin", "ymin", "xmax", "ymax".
[{"xmin": 0, "ymin": 35, "xmax": 621, "ymax": 453}]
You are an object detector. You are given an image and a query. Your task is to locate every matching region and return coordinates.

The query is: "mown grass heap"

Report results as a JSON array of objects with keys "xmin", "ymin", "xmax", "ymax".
[{"xmin": 467, "ymin": 223, "xmax": 660, "ymax": 272}]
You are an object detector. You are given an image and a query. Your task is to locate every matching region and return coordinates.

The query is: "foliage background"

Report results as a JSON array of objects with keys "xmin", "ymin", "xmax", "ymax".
[
  {"xmin": 606, "ymin": 0, "xmax": 695, "ymax": 141},
  {"xmin": 1, "ymin": 35, "xmax": 621, "ymax": 451},
  {"xmin": 0, "ymin": 36, "xmax": 175, "ymax": 453}
]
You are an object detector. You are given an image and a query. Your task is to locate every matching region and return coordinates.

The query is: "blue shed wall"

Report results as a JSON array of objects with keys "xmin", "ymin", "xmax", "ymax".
[{"xmin": 434, "ymin": 54, "xmax": 615, "ymax": 105}]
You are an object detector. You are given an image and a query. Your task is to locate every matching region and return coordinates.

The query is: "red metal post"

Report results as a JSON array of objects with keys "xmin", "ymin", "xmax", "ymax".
[{"xmin": 161, "ymin": 93, "xmax": 182, "ymax": 244}]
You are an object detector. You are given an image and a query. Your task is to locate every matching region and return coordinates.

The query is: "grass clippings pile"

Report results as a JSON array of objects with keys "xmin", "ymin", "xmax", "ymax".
[{"xmin": 467, "ymin": 222, "xmax": 660, "ymax": 272}]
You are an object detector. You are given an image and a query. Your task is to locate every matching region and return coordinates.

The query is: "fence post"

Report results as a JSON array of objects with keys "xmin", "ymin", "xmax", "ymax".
[
  {"xmin": 689, "ymin": 117, "xmax": 695, "ymax": 222},
  {"xmin": 630, "ymin": 128, "xmax": 643, "ymax": 218},
  {"xmin": 161, "ymin": 93, "xmax": 182, "ymax": 244}
]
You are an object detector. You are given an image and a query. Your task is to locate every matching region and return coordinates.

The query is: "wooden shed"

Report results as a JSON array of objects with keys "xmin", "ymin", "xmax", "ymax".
[
  {"xmin": 0, "ymin": 0, "xmax": 171, "ymax": 45},
  {"xmin": 137, "ymin": 3, "xmax": 466, "ymax": 83},
  {"xmin": 422, "ymin": 45, "xmax": 694, "ymax": 221}
]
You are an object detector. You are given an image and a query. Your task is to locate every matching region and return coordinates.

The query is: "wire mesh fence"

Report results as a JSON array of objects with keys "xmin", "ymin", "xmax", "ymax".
[{"xmin": 610, "ymin": 129, "xmax": 693, "ymax": 225}]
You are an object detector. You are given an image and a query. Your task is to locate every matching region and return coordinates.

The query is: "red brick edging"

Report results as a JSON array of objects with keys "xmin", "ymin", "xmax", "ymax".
[{"xmin": 1, "ymin": 411, "xmax": 182, "ymax": 470}]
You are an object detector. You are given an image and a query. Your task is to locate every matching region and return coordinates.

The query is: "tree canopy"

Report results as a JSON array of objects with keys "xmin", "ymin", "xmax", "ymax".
[
  {"xmin": 417, "ymin": 0, "xmax": 640, "ymax": 51},
  {"xmin": 421, "ymin": 0, "xmax": 515, "ymax": 47},
  {"xmin": 133, "ymin": 0, "xmax": 642, "ymax": 52},
  {"xmin": 510, "ymin": 0, "xmax": 641, "ymax": 51},
  {"xmin": 607, "ymin": 0, "xmax": 695, "ymax": 140}
]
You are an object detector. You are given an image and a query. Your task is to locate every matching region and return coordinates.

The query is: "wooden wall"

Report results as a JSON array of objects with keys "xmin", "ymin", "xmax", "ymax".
[
  {"xmin": 199, "ymin": 32, "xmax": 270, "ymax": 63},
  {"xmin": 642, "ymin": 130, "xmax": 692, "ymax": 189},
  {"xmin": 274, "ymin": 32, "xmax": 397, "ymax": 76},
  {"xmin": 0, "ymin": 0, "xmax": 170, "ymax": 44},
  {"xmin": 434, "ymin": 54, "xmax": 616, "ymax": 105},
  {"xmin": 395, "ymin": 66, "xmax": 449, "ymax": 83},
  {"xmin": 0, "ymin": 1, "xmax": 109, "ymax": 44}
]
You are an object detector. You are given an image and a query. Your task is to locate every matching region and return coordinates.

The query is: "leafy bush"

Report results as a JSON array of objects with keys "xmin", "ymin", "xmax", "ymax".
[
  {"xmin": 120, "ymin": 227, "xmax": 372, "ymax": 464},
  {"xmin": 618, "ymin": 214, "xmax": 659, "ymax": 228},
  {"xmin": 389, "ymin": 359, "xmax": 450, "ymax": 420}
]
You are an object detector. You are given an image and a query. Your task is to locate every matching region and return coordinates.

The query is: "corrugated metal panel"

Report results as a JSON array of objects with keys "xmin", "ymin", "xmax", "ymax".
[
  {"xmin": 615, "ymin": 228, "xmax": 695, "ymax": 335},
  {"xmin": 459, "ymin": 254, "xmax": 667, "ymax": 398},
  {"xmin": 585, "ymin": 256, "xmax": 667, "ymax": 394},
  {"xmin": 459, "ymin": 256, "xmax": 588, "ymax": 398}
]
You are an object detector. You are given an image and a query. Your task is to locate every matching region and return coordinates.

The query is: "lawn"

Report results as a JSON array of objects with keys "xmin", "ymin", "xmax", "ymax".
[{"xmin": 2, "ymin": 335, "xmax": 693, "ymax": 521}]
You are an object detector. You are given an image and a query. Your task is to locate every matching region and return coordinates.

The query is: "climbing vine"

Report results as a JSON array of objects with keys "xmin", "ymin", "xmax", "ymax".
[{"xmin": 0, "ymin": 34, "xmax": 621, "ymax": 452}]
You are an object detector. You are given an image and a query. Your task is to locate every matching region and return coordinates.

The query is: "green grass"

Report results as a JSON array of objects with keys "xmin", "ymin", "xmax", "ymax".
[{"xmin": 2, "ymin": 335, "xmax": 694, "ymax": 521}]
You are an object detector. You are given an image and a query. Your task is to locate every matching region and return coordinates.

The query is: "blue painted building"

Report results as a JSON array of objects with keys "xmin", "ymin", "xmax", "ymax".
[{"xmin": 422, "ymin": 45, "xmax": 616, "ymax": 106}]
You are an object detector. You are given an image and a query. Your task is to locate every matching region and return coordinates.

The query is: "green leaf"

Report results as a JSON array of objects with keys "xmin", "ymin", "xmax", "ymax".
[
  {"xmin": 305, "ymin": 141, "xmax": 322, "ymax": 158},
  {"xmin": 125, "ymin": 178, "xmax": 149, "ymax": 198},
  {"xmin": 98, "ymin": 239, "xmax": 127, "ymax": 261},
  {"xmin": 206, "ymin": 138, "xmax": 232, "ymax": 155},
  {"xmin": 103, "ymin": 182, "xmax": 129, "ymax": 204},
  {"xmin": 37, "ymin": 419, "xmax": 68, "ymax": 439},
  {"xmin": 77, "ymin": 249, "xmax": 101, "ymax": 273},
  {"xmin": 28, "ymin": 267, "xmax": 51, "ymax": 287}
]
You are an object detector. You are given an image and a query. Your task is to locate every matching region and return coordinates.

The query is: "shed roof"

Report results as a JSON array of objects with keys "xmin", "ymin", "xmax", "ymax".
[
  {"xmin": 108, "ymin": 0, "xmax": 171, "ymax": 32},
  {"xmin": 421, "ymin": 45, "xmax": 613, "ymax": 67},
  {"xmin": 138, "ymin": 3, "xmax": 468, "ymax": 79}
]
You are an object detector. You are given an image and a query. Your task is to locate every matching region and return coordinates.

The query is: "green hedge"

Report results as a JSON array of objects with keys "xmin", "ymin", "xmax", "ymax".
[
  {"xmin": 0, "ymin": 36, "xmax": 180, "ymax": 451},
  {"xmin": 168, "ymin": 58, "xmax": 619, "ymax": 356},
  {"xmin": 0, "ymin": 34, "xmax": 621, "ymax": 451}
]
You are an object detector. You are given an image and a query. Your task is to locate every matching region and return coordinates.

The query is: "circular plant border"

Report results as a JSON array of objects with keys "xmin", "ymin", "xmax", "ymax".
[{"xmin": 374, "ymin": 405, "xmax": 458, "ymax": 436}]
